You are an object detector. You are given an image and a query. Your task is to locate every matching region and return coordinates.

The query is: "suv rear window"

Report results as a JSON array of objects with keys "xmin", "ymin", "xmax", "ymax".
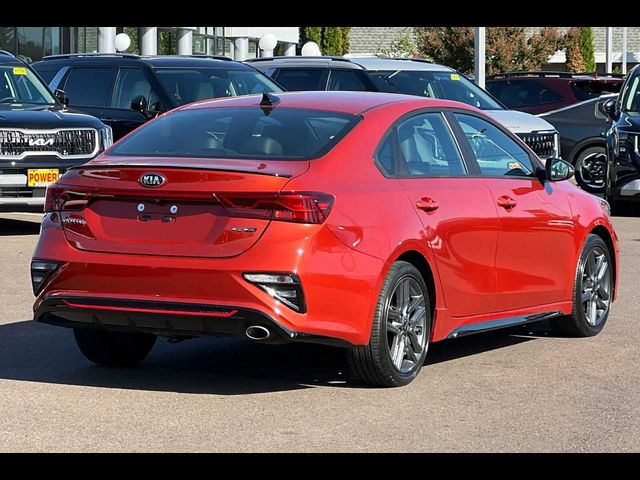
[
  {"xmin": 571, "ymin": 80, "xmax": 622, "ymax": 101},
  {"xmin": 109, "ymin": 107, "xmax": 360, "ymax": 160},
  {"xmin": 487, "ymin": 79, "xmax": 563, "ymax": 107}
]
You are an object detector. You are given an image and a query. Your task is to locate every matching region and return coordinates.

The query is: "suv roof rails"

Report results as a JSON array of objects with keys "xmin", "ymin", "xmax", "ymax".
[
  {"xmin": 144, "ymin": 54, "xmax": 233, "ymax": 61},
  {"xmin": 41, "ymin": 52, "xmax": 141, "ymax": 61},
  {"xmin": 0, "ymin": 50, "xmax": 15, "ymax": 57},
  {"xmin": 489, "ymin": 70, "xmax": 626, "ymax": 80},
  {"xmin": 245, "ymin": 56, "xmax": 353, "ymax": 63}
]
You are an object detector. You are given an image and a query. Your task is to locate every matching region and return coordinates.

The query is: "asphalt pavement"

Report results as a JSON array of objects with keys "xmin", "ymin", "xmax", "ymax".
[{"xmin": 0, "ymin": 212, "xmax": 638, "ymax": 452}]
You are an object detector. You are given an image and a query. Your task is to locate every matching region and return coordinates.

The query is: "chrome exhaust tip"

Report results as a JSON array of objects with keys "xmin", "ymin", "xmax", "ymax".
[{"xmin": 245, "ymin": 325, "xmax": 271, "ymax": 341}]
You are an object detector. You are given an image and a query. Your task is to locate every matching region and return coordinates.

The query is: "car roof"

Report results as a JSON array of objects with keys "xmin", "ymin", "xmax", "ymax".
[
  {"xmin": 34, "ymin": 53, "xmax": 249, "ymax": 70},
  {"xmin": 245, "ymin": 56, "xmax": 365, "ymax": 70},
  {"xmin": 178, "ymin": 90, "xmax": 475, "ymax": 115},
  {"xmin": 487, "ymin": 71, "xmax": 624, "ymax": 82},
  {"xmin": 0, "ymin": 50, "xmax": 28, "ymax": 66},
  {"xmin": 349, "ymin": 57, "xmax": 454, "ymax": 72}
]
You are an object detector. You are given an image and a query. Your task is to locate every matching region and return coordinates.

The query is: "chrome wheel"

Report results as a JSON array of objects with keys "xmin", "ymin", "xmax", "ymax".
[
  {"xmin": 581, "ymin": 247, "xmax": 612, "ymax": 327},
  {"xmin": 577, "ymin": 151, "xmax": 606, "ymax": 191},
  {"xmin": 385, "ymin": 276, "xmax": 428, "ymax": 374}
]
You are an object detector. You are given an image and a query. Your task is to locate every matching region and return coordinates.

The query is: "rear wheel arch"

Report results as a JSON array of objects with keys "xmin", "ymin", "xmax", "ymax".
[
  {"xmin": 395, "ymin": 250, "xmax": 437, "ymax": 333},
  {"xmin": 568, "ymin": 138, "xmax": 606, "ymax": 164}
]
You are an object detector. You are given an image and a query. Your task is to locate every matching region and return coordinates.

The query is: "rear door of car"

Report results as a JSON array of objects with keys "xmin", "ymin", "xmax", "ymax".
[
  {"xmin": 378, "ymin": 109, "xmax": 500, "ymax": 317},
  {"xmin": 449, "ymin": 110, "xmax": 575, "ymax": 312}
]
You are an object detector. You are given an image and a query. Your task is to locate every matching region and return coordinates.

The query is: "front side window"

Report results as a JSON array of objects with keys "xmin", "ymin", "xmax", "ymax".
[
  {"xmin": 153, "ymin": 67, "xmax": 282, "ymax": 106},
  {"xmin": 327, "ymin": 70, "xmax": 371, "ymax": 91},
  {"xmin": 623, "ymin": 74, "xmax": 640, "ymax": 113},
  {"xmin": 274, "ymin": 68, "xmax": 324, "ymax": 91},
  {"xmin": 63, "ymin": 67, "xmax": 117, "ymax": 107},
  {"xmin": 454, "ymin": 113, "xmax": 534, "ymax": 177},
  {"xmin": 112, "ymin": 68, "xmax": 152, "ymax": 110},
  {"xmin": 366, "ymin": 70, "xmax": 504, "ymax": 110},
  {"xmin": 108, "ymin": 107, "xmax": 359, "ymax": 160},
  {"xmin": 0, "ymin": 65, "xmax": 55, "ymax": 105}
]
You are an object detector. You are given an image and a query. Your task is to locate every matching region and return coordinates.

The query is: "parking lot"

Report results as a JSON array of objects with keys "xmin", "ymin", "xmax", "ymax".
[{"xmin": 0, "ymin": 212, "xmax": 637, "ymax": 452}]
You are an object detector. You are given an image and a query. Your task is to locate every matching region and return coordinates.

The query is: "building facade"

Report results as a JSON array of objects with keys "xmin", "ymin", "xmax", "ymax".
[{"xmin": 0, "ymin": 27, "xmax": 300, "ymax": 62}]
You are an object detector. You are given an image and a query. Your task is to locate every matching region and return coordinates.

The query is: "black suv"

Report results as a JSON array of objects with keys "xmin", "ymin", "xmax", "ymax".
[
  {"xmin": 602, "ymin": 64, "xmax": 640, "ymax": 212},
  {"xmin": 32, "ymin": 54, "xmax": 283, "ymax": 140},
  {"xmin": 0, "ymin": 50, "xmax": 109, "ymax": 212},
  {"xmin": 245, "ymin": 56, "xmax": 377, "ymax": 92}
]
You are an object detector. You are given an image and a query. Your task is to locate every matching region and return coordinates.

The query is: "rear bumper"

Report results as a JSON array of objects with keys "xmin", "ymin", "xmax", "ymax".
[{"xmin": 35, "ymin": 296, "xmax": 351, "ymax": 347}]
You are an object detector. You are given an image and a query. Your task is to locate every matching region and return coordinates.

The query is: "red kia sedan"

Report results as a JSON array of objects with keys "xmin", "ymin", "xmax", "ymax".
[{"xmin": 31, "ymin": 91, "xmax": 619, "ymax": 387}]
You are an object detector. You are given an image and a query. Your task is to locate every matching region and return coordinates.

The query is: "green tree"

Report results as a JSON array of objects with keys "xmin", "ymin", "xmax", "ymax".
[
  {"xmin": 579, "ymin": 27, "xmax": 596, "ymax": 72},
  {"xmin": 340, "ymin": 27, "xmax": 351, "ymax": 54},
  {"xmin": 377, "ymin": 35, "xmax": 418, "ymax": 58},
  {"xmin": 123, "ymin": 27, "xmax": 139, "ymax": 54},
  {"xmin": 300, "ymin": 27, "xmax": 350, "ymax": 55},
  {"xmin": 415, "ymin": 27, "xmax": 561, "ymax": 75},
  {"xmin": 301, "ymin": 27, "xmax": 322, "ymax": 47}
]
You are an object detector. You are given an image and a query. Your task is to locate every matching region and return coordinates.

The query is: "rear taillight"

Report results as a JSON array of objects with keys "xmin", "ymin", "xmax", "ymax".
[
  {"xmin": 219, "ymin": 192, "xmax": 334, "ymax": 224},
  {"xmin": 44, "ymin": 185, "xmax": 90, "ymax": 213}
]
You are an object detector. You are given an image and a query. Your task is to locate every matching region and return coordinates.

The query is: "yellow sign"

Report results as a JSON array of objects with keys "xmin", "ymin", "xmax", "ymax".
[
  {"xmin": 508, "ymin": 162, "xmax": 521, "ymax": 171},
  {"xmin": 450, "ymin": 74, "xmax": 460, "ymax": 80},
  {"xmin": 28, "ymin": 169, "xmax": 59, "ymax": 187},
  {"xmin": 12, "ymin": 67, "xmax": 27, "ymax": 75}
]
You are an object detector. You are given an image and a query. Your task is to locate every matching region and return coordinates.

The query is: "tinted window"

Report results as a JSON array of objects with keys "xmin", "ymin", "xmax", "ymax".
[
  {"xmin": 454, "ymin": 113, "xmax": 534, "ymax": 177},
  {"xmin": 487, "ymin": 80, "xmax": 563, "ymax": 108},
  {"xmin": 63, "ymin": 67, "xmax": 116, "ymax": 107},
  {"xmin": 109, "ymin": 107, "xmax": 359, "ymax": 160},
  {"xmin": 153, "ymin": 68, "xmax": 281, "ymax": 106},
  {"xmin": 375, "ymin": 133, "xmax": 395, "ymax": 175},
  {"xmin": 623, "ymin": 75, "xmax": 640, "ymax": 112},
  {"xmin": 112, "ymin": 68, "xmax": 152, "ymax": 109},
  {"xmin": 274, "ymin": 69, "xmax": 324, "ymax": 91},
  {"xmin": 32, "ymin": 65, "xmax": 58, "ymax": 85},
  {"xmin": 397, "ymin": 112, "xmax": 465, "ymax": 177},
  {"xmin": 367, "ymin": 70, "xmax": 503, "ymax": 110},
  {"xmin": 571, "ymin": 80, "xmax": 622, "ymax": 101},
  {"xmin": 327, "ymin": 70, "xmax": 370, "ymax": 91}
]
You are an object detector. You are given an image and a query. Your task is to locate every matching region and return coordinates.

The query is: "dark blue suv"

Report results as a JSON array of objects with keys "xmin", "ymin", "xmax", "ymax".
[{"xmin": 603, "ymin": 64, "xmax": 640, "ymax": 213}]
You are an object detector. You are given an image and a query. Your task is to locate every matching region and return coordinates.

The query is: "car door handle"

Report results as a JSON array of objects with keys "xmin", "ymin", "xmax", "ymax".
[
  {"xmin": 416, "ymin": 197, "xmax": 439, "ymax": 212},
  {"xmin": 496, "ymin": 195, "xmax": 517, "ymax": 209}
]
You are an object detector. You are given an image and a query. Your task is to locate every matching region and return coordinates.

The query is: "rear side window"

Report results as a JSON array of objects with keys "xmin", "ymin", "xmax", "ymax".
[
  {"xmin": 327, "ymin": 70, "xmax": 371, "ymax": 91},
  {"xmin": 274, "ymin": 69, "xmax": 324, "ymax": 91},
  {"xmin": 32, "ymin": 65, "xmax": 59, "ymax": 85},
  {"xmin": 63, "ymin": 67, "xmax": 116, "ymax": 107},
  {"xmin": 109, "ymin": 107, "xmax": 360, "ymax": 160},
  {"xmin": 112, "ymin": 68, "xmax": 151, "ymax": 109},
  {"xmin": 571, "ymin": 80, "xmax": 622, "ymax": 101},
  {"xmin": 487, "ymin": 80, "xmax": 562, "ymax": 107}
]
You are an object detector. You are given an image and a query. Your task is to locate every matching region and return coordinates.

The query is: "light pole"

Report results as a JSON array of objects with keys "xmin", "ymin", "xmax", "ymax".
[
  {"xmin": 474, "ymin": 27, "xmax": 486, "ymax": 88},
  {"xmin": 114, "ymin": 33, "xmax": 131, "ymax": 53},
  {"xmin": 301, "ymin": 41, "xmax": 321, "ymax": 56},
  {"xmin": 622, "ymin": 27, "xmax": 628, "ymax": 74},
  {"xmin": 605, "ymin": 27, "xmax": 613, "ymax": 74}
]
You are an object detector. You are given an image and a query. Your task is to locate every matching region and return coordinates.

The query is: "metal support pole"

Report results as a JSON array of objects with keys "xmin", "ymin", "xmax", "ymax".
[
  {"xmin": 474, "ymin": 27, "xmax": 486, "ymax": 88},
  {"xmin": 234, "ymin": 37, "xmax": 249, "ymax": 61},
  {"xmin": 284, "ymin": 42, "xmax": 296, "ymax": 56},
  {"xmin": 622, "ymin": 27, "xmax": 628, "ymax": 74},
  {"xmin": 140, "ymin": 27, "xmax": 157, "ymax": 56},
  {"xmin": 177, "ymin": 27, "xmax": 194, "ymax": 55},
  {"xmin": 605, "ymin": 27, "xmax": 613, "ymax": 74}
]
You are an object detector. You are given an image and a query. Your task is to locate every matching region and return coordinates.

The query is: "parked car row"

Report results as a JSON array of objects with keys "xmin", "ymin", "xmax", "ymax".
[{"xmin": 0, "ymin": 48, "xmax": 621, "ymax": 387}]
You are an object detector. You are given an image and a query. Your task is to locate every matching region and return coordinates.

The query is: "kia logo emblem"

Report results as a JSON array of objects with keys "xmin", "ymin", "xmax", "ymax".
[
  {"xmin": 28, "ymin": 138, "xmax": 54, "ymax": 147},
  {"xmin": 139, "ymin": 173, "xmax": 166, "ymax": 187}
]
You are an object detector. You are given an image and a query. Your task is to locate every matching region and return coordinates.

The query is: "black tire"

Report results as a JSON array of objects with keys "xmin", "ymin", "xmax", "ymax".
[
  {"xmin": 348, "ymin": 261, "xmax": 431, "ymax": 387},
  {"xmin": 550, "ymin": 234, "xmax": 614, "ymax": 337},
  {"xmin": 574, "ymin": 146, "xmax": 607, "ymax": 194},
  {"xmin": 73, "ymin": 328, "xmax": 157, "ymax": 367}
]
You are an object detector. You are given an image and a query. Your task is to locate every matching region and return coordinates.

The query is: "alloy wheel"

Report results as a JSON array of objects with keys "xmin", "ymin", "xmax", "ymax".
[
  {"xmin": 581, "ymin": 247, "xmax": 612, "ymax": 327},
  {"xmin": 578, "ymin": 151, "xmax": 607, "ymax": 191},
  {"xmin": 385, "ymin": 276, "xmax": 428, "ymax": 373}
]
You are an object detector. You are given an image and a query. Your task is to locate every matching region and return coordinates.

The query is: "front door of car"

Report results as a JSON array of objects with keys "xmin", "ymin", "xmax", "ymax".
[
  {"xmin": 452, "ymin": 112, "xmax": 575, "ymax": 312},
  {"xmin": 383, "ymin": 111, "xmax": 500, "ymax": 317}
]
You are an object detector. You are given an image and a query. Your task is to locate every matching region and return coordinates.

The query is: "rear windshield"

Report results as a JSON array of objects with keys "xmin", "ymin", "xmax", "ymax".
[
  {"xmin": 109, "ymin": 106, "xmax": 360, "ymax": 160},
  {"xmin": 571, "ymin": 80, "xmax": 623, "ymax": 101}
]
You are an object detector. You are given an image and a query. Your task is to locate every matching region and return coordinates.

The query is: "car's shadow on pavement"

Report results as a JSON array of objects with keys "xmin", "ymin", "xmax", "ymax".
[
  {"xmin": 0, "ymin": 319, "xmax": 552, "ymax": 395},
  {"xmin": 0, "ymin": 218, "xmax": 41, "ymax": 236}
]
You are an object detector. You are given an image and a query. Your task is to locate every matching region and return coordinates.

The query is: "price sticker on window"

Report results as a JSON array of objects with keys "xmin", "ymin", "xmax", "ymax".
[
  {"xmin": 450, "ymin": 73, "xmax": 460, "ymax": 80},
  {"xmin": 12, "ymin": 67, "xmax": 27, "ymax": 75}
]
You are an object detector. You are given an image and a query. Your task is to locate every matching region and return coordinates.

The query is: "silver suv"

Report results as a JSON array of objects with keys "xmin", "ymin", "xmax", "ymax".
[{"xmin": 351, "ymin": 57, "xmax": 559, "ymax": 160}]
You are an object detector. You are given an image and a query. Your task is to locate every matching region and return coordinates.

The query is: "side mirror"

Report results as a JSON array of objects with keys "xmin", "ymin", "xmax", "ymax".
[
  {"xmin": 545, "ymin": 157, "xmax": 574, "ymax": 182},
  {"xmin": 130, "ymin": 95, "xmax": 148, "ymax": 115},
  {"xmin": 54, "ymin": 89, "xmax": 69, "ymax": 107},
  {"xmin": 601, "ymin": 98, "xmax": 619, "ymax": 121}
]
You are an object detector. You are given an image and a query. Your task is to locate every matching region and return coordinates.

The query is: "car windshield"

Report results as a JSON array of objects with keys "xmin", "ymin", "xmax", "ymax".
[
  {"xmin": 153, "ymin": 67, "xmax": 283, "ymax": 107},
  {"xmin": 108, "ymin": 106, "xmax": 360, "ymax": 160},
  {"xmin": 0, "ymin": 65, "xmax": 55, "ymax": 105},
  {"xmin": 623, "ymin": 75, "xmax": 640, "ymax": 113},
  {"xmin": 366, "ymin": 70, "xmax": 504, "ymax": 110}
]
